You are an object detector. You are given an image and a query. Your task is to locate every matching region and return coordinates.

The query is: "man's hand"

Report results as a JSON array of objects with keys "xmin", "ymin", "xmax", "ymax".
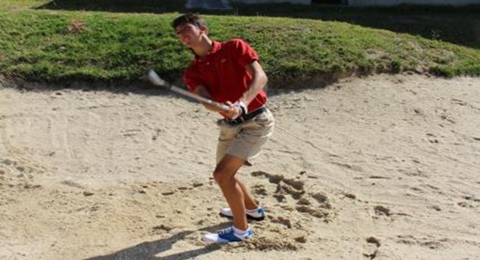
[{"xmin": 220, "ymin": 101, "xmax": 246, "ymax": 119}]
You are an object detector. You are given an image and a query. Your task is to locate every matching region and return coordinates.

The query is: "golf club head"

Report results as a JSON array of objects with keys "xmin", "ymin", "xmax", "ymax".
[{"xmin": 147, "ymin": 70, "xmax": 170, "ymax": 88}]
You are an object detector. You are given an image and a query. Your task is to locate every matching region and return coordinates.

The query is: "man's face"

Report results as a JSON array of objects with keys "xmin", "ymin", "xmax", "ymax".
[{"xmin": 175, "ymin": 23, "xmax": 204, "ymax": 48}]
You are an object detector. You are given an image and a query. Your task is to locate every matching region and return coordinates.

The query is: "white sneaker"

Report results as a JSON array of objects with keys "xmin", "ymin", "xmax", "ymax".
[
  {"xmin": 220, "ymin": 207, "xmax": 265, "ymax": 221},
  {"xmin": 203, "ymin": 226, "xmax": 253, "ymax": 244}
]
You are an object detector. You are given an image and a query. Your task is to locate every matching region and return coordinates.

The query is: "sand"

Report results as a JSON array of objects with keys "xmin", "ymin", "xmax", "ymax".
[{"xmin": 1, "ymin": 74, "xmax": 479, "ymax": 260}]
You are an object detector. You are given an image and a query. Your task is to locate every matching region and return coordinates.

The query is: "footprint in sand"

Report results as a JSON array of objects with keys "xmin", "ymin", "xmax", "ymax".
[
  {"xmin": 458, "ymin": 195, "xmax": 480, "ymax": 209},
  {"xmin": 374, "ymin": 205, "xmax": 392, "ymax": 217},
  {"xmin": 372, "ymin": 204, "xmax": 413, "ymax": 220},
  {"xmin": 125, "ymin": 171, "xmax": 335, "ymax": 252},
  {"xmin": 250, "ymin": 171, "xmax": 335, "ymax": 222},
  {"xmin": 396, "ymin": 235, "xmax": 448, "ymax": 250},
  {"xmin": 226, "ymin": 171, "xmax": 337, "ymax": 252},
  {"xmin": 1, "ymin": 157, "xmax": 45, "ymax": 189},
  {"xmin": 363, "ymin": 236, "xmax": 381, "ymax": 260},
  {"xmin": 146, "ymin": 174, "xmax": 333, "ymax": 252}
]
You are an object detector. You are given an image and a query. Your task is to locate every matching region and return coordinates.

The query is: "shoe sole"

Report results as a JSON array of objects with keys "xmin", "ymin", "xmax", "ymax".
[{"xmin": 219, "ymin": 212, "xmax": 265, "ymax": 221}]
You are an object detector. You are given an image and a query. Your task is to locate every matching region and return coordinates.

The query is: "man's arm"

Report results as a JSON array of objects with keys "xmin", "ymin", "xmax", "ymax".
[
  {"xmin": 240, "ymin": 60, "xmax": 268, "ymax": 106},
  {"xmin": 192, "ymin": 85, "xmax": 225, "ymax": 112},
  {"xmin": 221, "ymin": 60, "xmax": 268, "ymax": 119}
]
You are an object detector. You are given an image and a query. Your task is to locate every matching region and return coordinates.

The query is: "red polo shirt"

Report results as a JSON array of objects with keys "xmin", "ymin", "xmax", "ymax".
[{"xmin": 183, "ymin": 39, "xmax": 267, "ymax": 113}]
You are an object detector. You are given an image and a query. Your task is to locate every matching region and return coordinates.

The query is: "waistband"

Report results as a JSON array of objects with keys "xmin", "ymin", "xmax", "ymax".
[{"xmin": 225, "ymin": 106, "xmax": 267, "ymax": 126}]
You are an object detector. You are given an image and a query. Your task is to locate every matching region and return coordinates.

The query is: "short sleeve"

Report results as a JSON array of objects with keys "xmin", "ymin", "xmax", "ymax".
[
  {"xmin": 230, "ymin": 39, "xmax": 260, "ymax": 68},
  {"xmin": 183, "ymin": 65, "xmax": 201, "ymax": 92}
]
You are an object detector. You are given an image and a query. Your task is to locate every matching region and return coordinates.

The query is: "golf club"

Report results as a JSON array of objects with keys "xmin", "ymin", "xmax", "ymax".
[{"xmin": 146, "ymin": 70, "xmax": 230, "ymax": 111}]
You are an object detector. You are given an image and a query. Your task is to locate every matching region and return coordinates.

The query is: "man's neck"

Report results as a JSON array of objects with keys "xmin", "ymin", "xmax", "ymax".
[{"xmin": 192, "ymin": 37, "xmax": 213, "ymax": 58}]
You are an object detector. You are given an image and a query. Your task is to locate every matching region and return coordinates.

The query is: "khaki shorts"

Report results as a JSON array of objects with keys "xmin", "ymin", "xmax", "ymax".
[{"xmin": 216, "ymin": 108, "xmax": 275, "ymax": 164}]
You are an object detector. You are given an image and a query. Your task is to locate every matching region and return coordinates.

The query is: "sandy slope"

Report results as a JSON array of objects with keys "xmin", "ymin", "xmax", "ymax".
[{"xmin": 1, "ymin": 74, "xmax": 479, "ymax": 260}]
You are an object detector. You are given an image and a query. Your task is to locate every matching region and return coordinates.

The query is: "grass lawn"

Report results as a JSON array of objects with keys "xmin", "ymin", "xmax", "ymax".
[{"xmin": 0, "ymin": 1, "xmax": 479, "ymax": 88}]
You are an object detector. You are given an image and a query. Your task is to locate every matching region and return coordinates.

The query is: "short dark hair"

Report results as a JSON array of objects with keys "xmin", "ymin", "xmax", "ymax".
[{"xmin": 171, "ymin": 13, "xmax": 207, "ymax": 30}]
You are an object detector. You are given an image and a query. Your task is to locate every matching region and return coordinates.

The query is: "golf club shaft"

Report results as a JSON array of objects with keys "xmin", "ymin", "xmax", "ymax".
[
  {"xmin": 147, "ymin": 70, "xmax": 230, "ymax": 111},
  {"xmin": 169, "ymin": 86, "xmax": 230, "ymax": 111}
]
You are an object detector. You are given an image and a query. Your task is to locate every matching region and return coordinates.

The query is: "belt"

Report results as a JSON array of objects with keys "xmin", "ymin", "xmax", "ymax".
[{"xmin": 225, "ymin": 106, "xmax": 267, "ymax": 126}]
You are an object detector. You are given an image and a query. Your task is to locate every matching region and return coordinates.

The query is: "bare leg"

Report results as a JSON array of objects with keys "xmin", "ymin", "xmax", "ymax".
[
  {"xmin": 217, "ymin": 141, "xmax": 259, "ymax": 211},
  {"xmin": 213, "ymin": 154, "xmax": 249, "ymax": 230},
  {"xmin": 235, "ymin": 177, "xmax": 259, "ymax": 210}
]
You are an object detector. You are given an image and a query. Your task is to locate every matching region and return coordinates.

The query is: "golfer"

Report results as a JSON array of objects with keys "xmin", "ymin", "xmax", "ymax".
[{"xmin": 172, "ymin": 13, "xmax": 275, "ymax": 243}]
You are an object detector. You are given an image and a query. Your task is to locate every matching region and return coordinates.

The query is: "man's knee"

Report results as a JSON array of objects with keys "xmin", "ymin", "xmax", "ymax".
[
  {"xmin": 212, "ymin": 169, "xmax": 232, "ymax": 186},
  {"xmin": 213, "ymin": 154, "xmax": 245, "ymax": 186}
]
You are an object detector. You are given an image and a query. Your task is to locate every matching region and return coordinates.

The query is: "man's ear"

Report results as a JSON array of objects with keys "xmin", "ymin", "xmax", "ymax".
[{"xmin": 199, "ymin": 25, "xmax": 208, "ymax": 35}]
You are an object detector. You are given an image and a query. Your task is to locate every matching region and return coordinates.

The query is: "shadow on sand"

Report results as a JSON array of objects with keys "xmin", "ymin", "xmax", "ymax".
[{"xmin": 83, "ymin": 222, "xmax": 231, "ymax": 260}]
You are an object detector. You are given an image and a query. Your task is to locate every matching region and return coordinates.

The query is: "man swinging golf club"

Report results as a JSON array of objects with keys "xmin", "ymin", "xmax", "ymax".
[{"xmin": 171, "ymin": 13, "xmax": 275, "ymax": 243}]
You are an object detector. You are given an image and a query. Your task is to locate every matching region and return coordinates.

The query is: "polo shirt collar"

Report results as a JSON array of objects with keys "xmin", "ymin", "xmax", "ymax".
[
  {"xmin": 210, "ymin": 41, "xmax": 221, "ymax": 53},
  {"xmin": 195, "ymin": 41, "xmax": 220, "ymax": 61}
]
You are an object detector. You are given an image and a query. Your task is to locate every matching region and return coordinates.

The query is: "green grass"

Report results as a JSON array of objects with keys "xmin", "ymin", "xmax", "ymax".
[{"xmin": 0, "ymin": 1, "xmax": 479, "ymax": 89}]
